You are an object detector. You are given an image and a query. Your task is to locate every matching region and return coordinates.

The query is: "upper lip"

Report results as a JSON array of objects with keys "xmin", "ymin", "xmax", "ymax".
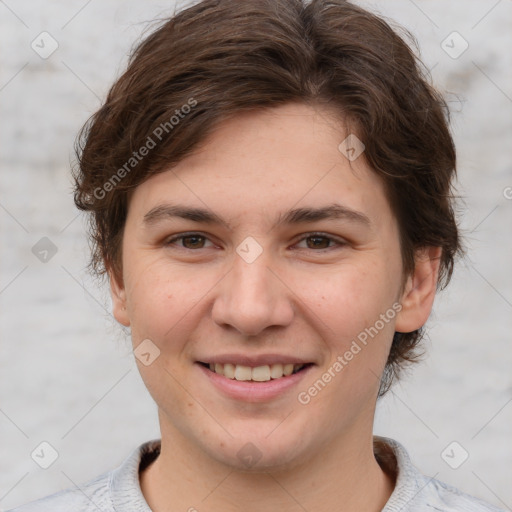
[{"xmin": 196, "ymin": 354, "xmax": 315, "ymax": 367}]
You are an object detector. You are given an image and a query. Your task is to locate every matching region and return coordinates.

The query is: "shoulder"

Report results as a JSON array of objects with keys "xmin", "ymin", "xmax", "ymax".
[
  {"xmin": 5, "ymin": 470, "xmax": 112, "ymax": 512},
  {"xmin": 6, "ymin": 440, "xmax": 160, "ymax": 512},
  {"xmin": 377, "ymin": 437, "xmax": 506, "ymax": 512},
  {"xmin": 420, "ymin": 476, "xmax": 505, "ymax": 512}
]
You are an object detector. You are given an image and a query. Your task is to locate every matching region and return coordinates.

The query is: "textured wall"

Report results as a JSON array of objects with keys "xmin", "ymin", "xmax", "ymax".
[{"xmin": 0, "ymin": 0, "xmax": 511, "ymax": 509}]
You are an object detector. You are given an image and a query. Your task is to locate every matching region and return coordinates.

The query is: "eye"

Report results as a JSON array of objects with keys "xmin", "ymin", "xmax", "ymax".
[
  {"xmin": 165, "ymin": 232, "xmax": 215, "ymax": 250},
  {"xmin": 294, "ymin": 232, "xmax": 346, "ymax": 251},
  {"xmin": 164, "ymin": 232, "xmax": 346, "ymax": 252}
]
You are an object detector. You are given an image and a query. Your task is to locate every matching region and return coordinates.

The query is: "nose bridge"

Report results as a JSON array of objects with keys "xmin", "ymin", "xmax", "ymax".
[{"xmin": 212, "ymin": 247, "xmax": 293, "ymax": 336}]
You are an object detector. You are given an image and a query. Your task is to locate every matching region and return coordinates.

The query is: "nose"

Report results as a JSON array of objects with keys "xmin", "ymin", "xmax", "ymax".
[{"xmin": 211, "ymin": 248, "xmax": 294, "ymax": 337}]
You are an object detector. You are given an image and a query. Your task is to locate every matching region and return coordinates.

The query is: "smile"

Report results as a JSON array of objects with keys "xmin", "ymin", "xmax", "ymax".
[
  {"xmin": 198, "ymin": 362, "xmax": 311, "ymax": 382},
  {"xmin": 196, "ymin": 361, "xmax": 315, "ymax": 402}
]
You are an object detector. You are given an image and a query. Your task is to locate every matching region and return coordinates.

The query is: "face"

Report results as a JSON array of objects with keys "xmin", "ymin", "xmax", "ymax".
[{"xmin": 110, "ymin": 102, "xmax": 438, "ymax": 471}]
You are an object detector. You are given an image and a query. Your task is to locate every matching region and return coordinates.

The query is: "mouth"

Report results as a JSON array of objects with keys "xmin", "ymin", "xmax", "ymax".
[
  {"xmin": 196, "ymin": 360, "xmax": 315, "ymax": 402},
  {"xmin": 197, "ymin": 361, "xmax": 314, "ymax": 382}
]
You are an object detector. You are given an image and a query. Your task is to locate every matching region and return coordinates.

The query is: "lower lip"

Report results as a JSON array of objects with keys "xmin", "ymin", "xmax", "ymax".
[{"xmin": 196, "ymin": 363, "xmax": 314, "ymax": 402}]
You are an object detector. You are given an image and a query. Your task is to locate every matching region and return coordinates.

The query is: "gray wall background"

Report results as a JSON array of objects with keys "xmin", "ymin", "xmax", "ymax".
[{"xmin": 0, "ymin": 0, "xmax": 511, "ymax": 509}]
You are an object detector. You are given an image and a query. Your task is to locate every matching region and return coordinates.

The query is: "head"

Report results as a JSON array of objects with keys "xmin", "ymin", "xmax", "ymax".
[{"xmin": 73, "ymin": 0, "xmax": 461, "ymax": 469}]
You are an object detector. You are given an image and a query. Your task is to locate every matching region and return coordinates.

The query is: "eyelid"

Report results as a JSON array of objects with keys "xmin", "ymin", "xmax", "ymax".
[
  {"xmin": 165, "ymin": 231, "xmax": 217, "ymax": 248},
  {"xmin": 164, "ymin": 231, "xmax": 347, "ymax": 250},
  {"xmin": 292, "ymin": 231, "xmax": 347, "ymax": 250}
]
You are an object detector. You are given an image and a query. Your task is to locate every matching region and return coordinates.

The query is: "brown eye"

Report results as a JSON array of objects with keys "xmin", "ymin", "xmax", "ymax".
[
  {"xmin": 293, "ymin": 233, "xmax": 346, "ymax": 251},
  {"xmin": 166, "ymin": 233, "xmax": 213, "ymax": 249},
  {"xmin": 181, "ymin": 235, "xmax": 206, "ymax": 249},
  {"xmin": 305, "ymin": 235, "xmax": 331, "ymax": 250}
]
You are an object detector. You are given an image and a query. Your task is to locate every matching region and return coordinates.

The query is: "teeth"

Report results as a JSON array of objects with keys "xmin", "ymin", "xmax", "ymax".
[
  {"xmin": 283, "ymin": 363, "xmax": 294, "ymax": 376},
  {"xmin": 234, "ymin": 365, "xmax": 252, "ymax": 381},
  {"xmin": 252, "ymin": 365, "xmax": 271, "ymax": 381},
  {"xmin": 270, "ymin": 364, "xmax": 284, "ymax": 379},
  {"xmin": 207, "ymin": 363, "xmax": 305, "ymax": 381}
]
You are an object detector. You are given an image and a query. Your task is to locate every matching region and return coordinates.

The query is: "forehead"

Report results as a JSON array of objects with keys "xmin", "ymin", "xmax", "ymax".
[{"xmin": 127, "ymin": 103, "xmax": 391, "ymax": 230}]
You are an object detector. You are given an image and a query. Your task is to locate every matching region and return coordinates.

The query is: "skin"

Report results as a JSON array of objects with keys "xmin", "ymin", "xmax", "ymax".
[{"xmin": 110, "ymin": 102, "xmax": 441, "ymax": 512}]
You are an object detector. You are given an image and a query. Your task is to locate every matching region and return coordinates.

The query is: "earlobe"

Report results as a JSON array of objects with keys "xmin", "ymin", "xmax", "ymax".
[
  {"xmin": 109, "ymin": 270, "xmax": 131, "ymax": 327},
  {"xmin": 395, "ymin": 247, "xmax": 442, "ymax": 333}
]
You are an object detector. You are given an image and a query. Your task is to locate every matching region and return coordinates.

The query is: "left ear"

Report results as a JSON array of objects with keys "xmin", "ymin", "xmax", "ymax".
[{"xmin": 395, "ymin": 247, "xmax": 442, "ymax": 333}]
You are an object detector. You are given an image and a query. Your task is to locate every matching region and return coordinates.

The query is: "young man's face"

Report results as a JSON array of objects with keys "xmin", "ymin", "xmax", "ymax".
[{"xmin": 111, "ymin": 102, "xmax": 438, "ymax": 471}]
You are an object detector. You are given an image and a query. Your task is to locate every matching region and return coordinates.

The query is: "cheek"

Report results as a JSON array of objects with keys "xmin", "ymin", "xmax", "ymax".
[
  {"xmin": 299, "ymin": 259, "xmax": 398, "ymax": 337},
  {"xmin": 123, "ymin": 258, "xmax": 199, "ymax": 345},
  {"xmin": 123, "ymin": 261, "xmax": 204, "ymax": 403},
  {"xmin": 299, "ymin": 262, "xmax": 400, "ymax": 405}
]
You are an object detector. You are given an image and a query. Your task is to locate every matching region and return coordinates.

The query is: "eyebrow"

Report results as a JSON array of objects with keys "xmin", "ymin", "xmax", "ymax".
[{"xmin": 142, "ymin": 202, "xmax": 371, "ymax": 229}]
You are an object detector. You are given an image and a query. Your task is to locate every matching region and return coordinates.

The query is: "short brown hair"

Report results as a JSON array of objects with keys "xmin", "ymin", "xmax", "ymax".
[{"xmin": 73, "ymin": 0, "xmax": 462, "ymax": 395}]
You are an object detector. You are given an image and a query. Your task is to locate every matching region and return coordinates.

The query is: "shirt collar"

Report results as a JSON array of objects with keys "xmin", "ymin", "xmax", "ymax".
[{"xmin": 110, "ymin": 436, "xmax": 425, "ymax": 511}]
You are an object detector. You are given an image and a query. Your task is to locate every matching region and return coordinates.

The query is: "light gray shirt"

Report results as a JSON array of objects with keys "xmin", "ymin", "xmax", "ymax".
[{"xmin": 7, "ymin": 437, "xmax": 505, "ymax": 511}]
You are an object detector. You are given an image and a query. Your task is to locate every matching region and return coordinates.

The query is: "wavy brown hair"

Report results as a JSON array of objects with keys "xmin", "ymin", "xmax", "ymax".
[{"xmin": 72, "ymin": 0, "xmax": 462, "ymax": 395}]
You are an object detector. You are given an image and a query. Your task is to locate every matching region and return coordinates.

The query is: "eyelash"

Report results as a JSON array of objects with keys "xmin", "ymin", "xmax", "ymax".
[{"xmin": 164, "ymin": 232, "xmax": 346, "ymax": 252}]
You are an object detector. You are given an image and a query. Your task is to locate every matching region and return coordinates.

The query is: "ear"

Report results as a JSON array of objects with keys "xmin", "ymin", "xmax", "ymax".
[
  {"xmin": 109, "ymin": 269, "xmax": 131, "ymax": 327},
  {"xmin": 395, "ymin": 247, "xmax": 442, "ymax": 333}
]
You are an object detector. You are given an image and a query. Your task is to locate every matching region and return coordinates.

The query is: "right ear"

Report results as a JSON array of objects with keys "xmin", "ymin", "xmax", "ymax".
[{"xmin": 109, "ymin": 269, "xmax": 131, "ymax": 327}]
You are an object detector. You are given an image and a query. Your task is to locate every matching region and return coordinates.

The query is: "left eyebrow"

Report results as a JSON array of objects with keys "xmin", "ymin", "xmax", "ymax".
[
  {"xmin": 142, "ymin": 202, "xmax": 371, "ymax": 229},
  {"xmin": 275, "ymin": 204, "xmax": 371, "ymax": 228}
]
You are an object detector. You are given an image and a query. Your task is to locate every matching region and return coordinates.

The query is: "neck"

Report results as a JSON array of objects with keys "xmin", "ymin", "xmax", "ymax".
[{"xmin": 140, "ymin": 420, "xmax": 395, "ymax": 512}]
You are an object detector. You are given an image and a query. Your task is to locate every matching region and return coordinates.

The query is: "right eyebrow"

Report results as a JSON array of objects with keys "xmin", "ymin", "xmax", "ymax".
[{"xmin": 143, "ymin": 204, "xmax": 231, "ymax": 228}]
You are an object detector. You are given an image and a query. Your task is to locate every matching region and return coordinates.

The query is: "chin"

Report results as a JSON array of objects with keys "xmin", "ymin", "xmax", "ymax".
[{"xmin": 203, "ymin": 429, "xmax": 312, "ymax": 473}]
